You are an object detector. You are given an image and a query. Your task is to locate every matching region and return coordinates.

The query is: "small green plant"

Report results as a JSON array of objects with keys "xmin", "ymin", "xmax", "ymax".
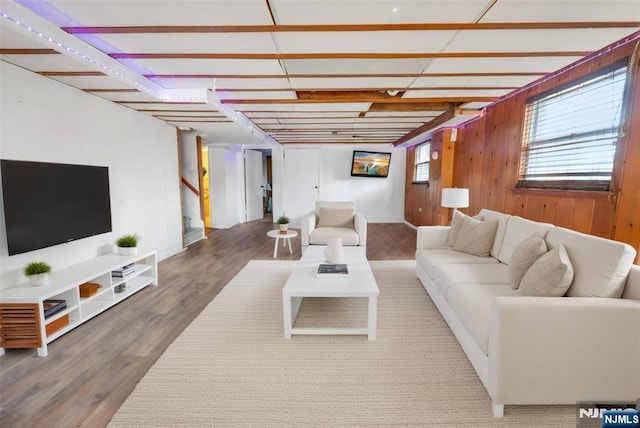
[
  {"xmin": 277, "ymin": 215, "xmax": 289, "ymax": 224},
  {"xmin": 116, "ymin": 233, "xmax": 139, "ymax": 248},
  {"xmin": 24, "ymin": 261, "xmax": 52, "ymax": 276}
]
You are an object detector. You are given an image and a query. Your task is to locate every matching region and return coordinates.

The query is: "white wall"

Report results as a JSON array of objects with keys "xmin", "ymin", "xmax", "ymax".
[
  {"xmin": 0, "ymin": 62, "xmax": 183, "ymax": 291},
  {"xmin": 272, "ymin": 144, "xmax": 405, "ymax": 223},
  {"xmin": 318, "ymin": 145, "xmax": 405, "ymax": 223}
]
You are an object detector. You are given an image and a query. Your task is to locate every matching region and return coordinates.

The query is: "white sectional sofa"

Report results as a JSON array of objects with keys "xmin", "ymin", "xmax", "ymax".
[{"xmin": 415, "ymin": 209, "xmax": 640, "ymax": 417}]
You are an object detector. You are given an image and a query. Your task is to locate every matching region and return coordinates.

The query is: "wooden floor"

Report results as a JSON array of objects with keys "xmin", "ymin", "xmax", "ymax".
[{"xmin": 0, "ymin": 220, "xmax": 416, "ymax": 428}]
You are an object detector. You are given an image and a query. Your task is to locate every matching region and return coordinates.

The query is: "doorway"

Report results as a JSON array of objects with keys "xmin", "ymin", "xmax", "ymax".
[
  {"xmin": 201, "ymin": 144, "xmax": 211, "ymax": 230},
  {"xmin": 244, "ymin": 149, "xmax": 273, "ymax": 223}
]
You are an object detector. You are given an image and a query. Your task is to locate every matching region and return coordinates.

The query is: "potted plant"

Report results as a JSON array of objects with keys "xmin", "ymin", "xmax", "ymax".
[
  {"xmin": 116, "ymin": 233, "xmax": 140, "ymax": 255},
  {"xmin": 277, "ymin": 215, "xmax": 290, "ymax": 232},
  {"xmin": 24, "ymin": 261, "xmax": 52, "ymax": 287}
]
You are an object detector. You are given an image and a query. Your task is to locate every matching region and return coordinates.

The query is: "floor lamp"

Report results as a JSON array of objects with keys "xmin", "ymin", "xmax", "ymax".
[{"xmin": 441, "ymin": 188, "xmax": 469, "ymax": 219}]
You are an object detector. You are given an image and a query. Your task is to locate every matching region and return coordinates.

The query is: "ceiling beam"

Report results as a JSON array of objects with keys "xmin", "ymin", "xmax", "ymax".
[
  {"xmin": 223, "ymin": 97, "xmax": 495, "ymax": 104},
  {"xmin": 146, "ymin": 72, "xmax": 545, "ymax": 78},
  {"xmin": 111, "ymin": 51, "xmax": 587, "ymax": 60},
  {"xmin": 392, "ymin": 108, "xmax": 481, "ymax": 146},
  {"xmin": 368, "ymin": 102, "xmax": 454, "ymax": 111},
  {"xmin": 0, "ymin": 48, "xmax": 59, "ymax": 54},
  {"xmin": 62, "ymin": 22, "xmax": 640, "ymax": 34}
]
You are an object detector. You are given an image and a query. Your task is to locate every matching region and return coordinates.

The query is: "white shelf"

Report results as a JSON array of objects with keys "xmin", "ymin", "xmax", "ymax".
[
  {"xmin": 0, "ymin": 249, "xmax": 158, "ymax": 357},
  {"xmin": 43, "ymin": 305, "xmax": 78, "ymax": 324}
]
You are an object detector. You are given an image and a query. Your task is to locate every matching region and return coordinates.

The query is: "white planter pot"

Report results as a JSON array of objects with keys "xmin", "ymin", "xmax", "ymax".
[
  {"xmin": 28, "ymin": 273, "xmax": 50, "ymax": 287},
  {"xmin": 279, "ymin": 224, "xmax": 289, "ymax": 232},
  {"xmin": 118, "ymin": 246, "xmax": 138, "ymax": 256}
]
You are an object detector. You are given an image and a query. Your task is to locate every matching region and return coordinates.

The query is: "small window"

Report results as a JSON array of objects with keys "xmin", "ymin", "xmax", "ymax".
[
  {"xmin": 518, "ymin": 61, "xmax": 628, "ymax": 191},
  {"xmin": 413, "ymin": 141, "xmax": 430, "ymax": 183}
]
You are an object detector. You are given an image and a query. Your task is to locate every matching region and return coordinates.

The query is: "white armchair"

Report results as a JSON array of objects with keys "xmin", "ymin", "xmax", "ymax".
[{"xmin": 301, "ymin": 201, "xmax": 367, "ymax": 249}]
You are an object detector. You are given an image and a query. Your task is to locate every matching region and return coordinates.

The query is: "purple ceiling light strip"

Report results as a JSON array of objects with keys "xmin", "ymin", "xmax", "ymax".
[{"xmin": 15, "ymin": 0, "xmax": 166, "ymax": 86}]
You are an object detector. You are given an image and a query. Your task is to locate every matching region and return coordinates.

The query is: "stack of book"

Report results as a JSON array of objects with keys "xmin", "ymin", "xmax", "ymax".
[
  {"xmin": 112, "ymin": 263, "xmax": 135, "ymax": 278},
  {"xmin": 316, "ymin": 263, "xmax": 350, "ymax": 278},
  {"xmin": 43, "ymin": 299, "xmax": 66, "ymax": 318}
]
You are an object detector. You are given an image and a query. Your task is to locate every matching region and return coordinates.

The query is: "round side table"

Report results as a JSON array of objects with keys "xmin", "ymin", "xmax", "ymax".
[{"xmin": 267, "ymin": 229, "xmax": 298, "ymax": 258}]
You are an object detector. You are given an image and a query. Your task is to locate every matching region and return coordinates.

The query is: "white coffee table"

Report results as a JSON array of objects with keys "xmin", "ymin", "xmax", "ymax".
[
  {"xmin": 282, "ymin": 246, "xmax": 379, "ymax": 341},
  {"xmin": 267, "ymin": 229, "xmax": 298, "ymax": 258}
]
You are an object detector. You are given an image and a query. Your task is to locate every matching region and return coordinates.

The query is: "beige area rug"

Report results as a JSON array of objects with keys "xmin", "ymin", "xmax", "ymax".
[{"xmin": 109, "ymin": 260, "xmax": 575, "ymax": 427}]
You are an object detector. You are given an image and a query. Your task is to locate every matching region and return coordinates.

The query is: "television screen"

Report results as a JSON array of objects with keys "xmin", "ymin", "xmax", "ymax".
[
  {"xmin": 1, "ymin": 160, "xmax": 112, "ymax": 255},
  {"xmin": 350, "ymin": 151, "xmax": 391, "ymax": 178}
]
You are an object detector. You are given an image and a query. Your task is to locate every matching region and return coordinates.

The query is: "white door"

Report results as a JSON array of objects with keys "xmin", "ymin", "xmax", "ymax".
[
  {"xmin": 245, "ymin": 149, "xmax": 263, "ymax": 222},
  {"xmin": 283, "ymin": 148, "xmax": 319, "ymax": 223}
]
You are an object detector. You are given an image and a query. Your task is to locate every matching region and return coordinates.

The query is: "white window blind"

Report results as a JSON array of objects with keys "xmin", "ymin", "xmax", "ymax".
[
  {"xmin": 413, "ymin": 142, "xmax": 430, "ymax": 182},
  {"xmin": 518, "ymin": 62, "xmax": 628, "ymax": 191}
]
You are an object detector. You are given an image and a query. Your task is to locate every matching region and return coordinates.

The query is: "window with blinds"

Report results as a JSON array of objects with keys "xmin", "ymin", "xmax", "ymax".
[
  {"xmin": 518, "ymin": 61, "xmax": 628, "ymax": 191},
  {"xmin": 413, "ymin": 141, "xmax": 430, "ymax": 183}
]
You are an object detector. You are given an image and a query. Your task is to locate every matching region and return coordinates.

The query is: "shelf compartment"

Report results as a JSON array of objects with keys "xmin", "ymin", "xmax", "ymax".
[
  {"xmin": 44, "ymin": 305, "xmax": 79, "ymax": 324},
  {"xmin": 45, "ymin": 314, "xmax": 69, "ymax": 336},
  {"xmin": 111, "ymin": 264, "xmax": 151, "ymax": 287},
  {"xmin": 46, "ymin": 317, "xmax": 80, "ymax": 342},
  {"xmin": 79, "ymin": 285, "xmax": 112, "ymax": 304},
  {"xmin": 80, "ymin": 299, "xmax": 113, "ymax": 321},
  {"xmin": 113, "ymin": 275, "xmax": 153, "ymax": 302}
]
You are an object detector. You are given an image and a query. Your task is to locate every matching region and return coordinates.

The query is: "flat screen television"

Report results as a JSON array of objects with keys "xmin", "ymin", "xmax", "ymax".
[
  {"xmin": 350, "ymin": 151, "xmax": 391, "ymax": 178},
  {"xmin": 1, "ymin": 159, "xmax": 112, "ymax": 256}
]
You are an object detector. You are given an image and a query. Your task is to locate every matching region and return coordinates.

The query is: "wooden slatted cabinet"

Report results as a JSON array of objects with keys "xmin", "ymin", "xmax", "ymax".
[{"xmin": 0, "ymin": 303, "xmax": 42, "ymax": 348}]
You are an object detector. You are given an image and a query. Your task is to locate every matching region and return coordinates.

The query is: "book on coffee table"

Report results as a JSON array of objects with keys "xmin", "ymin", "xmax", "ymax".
[{"xmin": 316, "ymin": 263, "xmax": 350, "ymax": 278}]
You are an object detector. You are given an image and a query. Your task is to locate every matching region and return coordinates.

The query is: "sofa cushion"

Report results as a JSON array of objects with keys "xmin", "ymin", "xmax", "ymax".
[
  {"xmin": 546, "ymin": 227, "xmax": 637, "ymax": 298},
  {"xmin": 478, "ymin": 209, "xmax": 511, "ymax": 259},
  {"xmin": 415, "ymin": 248, "xmax": 499, "ymax": 278},
  {"xmin": 519, "ymin": 244, "xmax": 574, "ymax": 297},
  {"xmin": 317, "ymin": 207, "xmax": 355, "ymax": 228},
  {"xmin": 431, "ymin": 263, "xmax": 510, "ymax": 300},
  {"xmin": 453, "ymin": 216, "xmax": 499, "ymax": 257},
  {"xmin": 497, "ymin": 216, "xmax": 555, "ymax": 265},
  {"xmin": 447, "ymin": 283, "xmax": 519, "ymax": 355},
  {"xmin": 310, "ymin": 227, "xmax": 359, "ymax": 246},
  {"xmin": 508, "ymin": 233, "xmax": 548, "ymax": 289}
]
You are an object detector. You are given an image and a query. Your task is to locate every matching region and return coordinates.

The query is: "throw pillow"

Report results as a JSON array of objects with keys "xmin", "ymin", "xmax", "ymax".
[
  {"xmin": 447, "ymin": 210, "xmax": 468, "ymax": 247},
  {"xmin": 317, "ymin": 207, "xmax": 355, "ymax": 228},
  {"xmin": 508, "ymin": 233, "xmax": 548, "ymax": 290},
  {"xmin": 452, "ymin": 216, "xmax": 499, "ymax": 257},
  {"xmin": 519, "ymin": 244, "xmax": 574, "ymax": 297}
]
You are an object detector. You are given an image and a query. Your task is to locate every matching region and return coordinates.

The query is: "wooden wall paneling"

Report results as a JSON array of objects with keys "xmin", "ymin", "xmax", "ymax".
[
  {"xmin": 429, "ymin": 132, "xmax": 444, "ymax": 225},
  {"xmin": 479, "ymin": 102, "xmax": 504, "ymax": 212},
  {"xmin": 439, "ymin": 128, "xmax": 456, "ymax": 224},
  {"xmin": 613, "ymin": 42, "xmax": 640, "ymax": 260},
  {"xmin": 403, "ymin": 146, "xmax": 415, "ymax": 225},
  {"xmin": 504, "ymin": 92, "xmax": 527, "ymax": 212},
  {"xmin": 458, "ymin": 119, "xmax": 486, "ymax": 215},
  {"xmin": 404, "ymin": 146, "xmax": 430, "ymax": 226},
  {"xmin": 572, "ymin": 199, "xmax": 596, "ymax": 234},
  {"xmin": 509, "ymin": 191, "xmax": 528, "ymax": 218},
  {"xmin": 554, "ymin": 197, "xmax": 576, "ymax": 228},
  {"xmin": 592, "ymin": 197, "xmax": 615, "ymax": 238}
]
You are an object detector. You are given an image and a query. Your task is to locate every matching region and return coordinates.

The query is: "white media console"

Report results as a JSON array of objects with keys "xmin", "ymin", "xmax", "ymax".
[{"xmin": 0, "ymin": 249, "xmax": 157, "ymax": 357}]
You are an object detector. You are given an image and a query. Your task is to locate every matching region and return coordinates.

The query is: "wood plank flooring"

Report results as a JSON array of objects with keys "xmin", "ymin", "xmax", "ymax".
[{"xmin": 0, "ymin": 220, "xmax": 416, "ymax": 428}]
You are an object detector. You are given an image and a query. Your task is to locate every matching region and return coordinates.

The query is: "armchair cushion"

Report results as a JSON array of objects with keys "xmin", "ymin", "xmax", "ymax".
[
  {"xmin": 317, "ymin": 207, "xmax": 355, "ymax": 228},
  {"xmin": 309, "ymin": 227, "xmax": 360, "ymax": 246}
]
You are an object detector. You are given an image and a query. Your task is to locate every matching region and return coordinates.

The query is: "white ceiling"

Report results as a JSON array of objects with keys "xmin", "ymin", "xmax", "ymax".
[{"xmin": 1, "ymin": 0, "xmax": 639, "ymax": 147}]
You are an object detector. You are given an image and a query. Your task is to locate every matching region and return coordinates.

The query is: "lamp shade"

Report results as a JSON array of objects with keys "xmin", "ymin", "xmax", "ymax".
[{"xmin": 441, "ymin": 188, "xmax": 469, "ymax": 209}]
